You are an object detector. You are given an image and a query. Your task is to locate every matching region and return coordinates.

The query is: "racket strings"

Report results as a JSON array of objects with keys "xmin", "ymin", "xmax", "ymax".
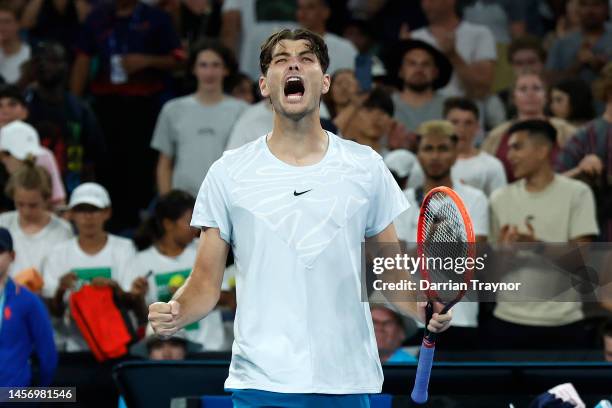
[{"xmin": 420, "ymin": 192, "xmax": 470, "ymax": 302}]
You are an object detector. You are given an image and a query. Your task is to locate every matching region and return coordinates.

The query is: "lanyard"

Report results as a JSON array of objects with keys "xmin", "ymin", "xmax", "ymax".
[{"xmin": 108, "ymin": 3, "xmax": 143, "ymax": 55}]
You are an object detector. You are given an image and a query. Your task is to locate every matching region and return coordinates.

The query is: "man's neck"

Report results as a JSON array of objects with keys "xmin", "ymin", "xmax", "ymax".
[
  {"xmin": 524, "ymin": 167, "xmax": 554, "ymax": 192},
  {"xmin": 268, "ymin": 113, "xmax": 328, "ymax": 165},
  {"xmin": 400, "ymin": 87, "xmax": 435, "ymax": 107},
  {"xmin": 195, "ymin": 87, "xmax": 224, "ymax": 105},
  {"xmin": 518, "ymin": 112, "xmax": 546, "ymax": 121},
  {"xmin": 308, "ymin": 26, "xmax": 326, "ymax": 37},
  {"xmin": 424, "ymin": 175, "xmax": 453, "ymax": 194},
  {"xmin": 457, "ymin": 142, "xmax": 479, "ymax": 159},
  {"xmin": 156, "ymin": 236, "xmax": 185, "ymax": 258},
  {"xmin": 1, "ymin": 38, "xmax": 21, "ymax": 56},
  {"xmin": 429, "ymin": 15, "xmax": 460, "ymax": 31},
  {"xmin": 78, "ymin": 233, "xmax": 108, "ymax": 255}
]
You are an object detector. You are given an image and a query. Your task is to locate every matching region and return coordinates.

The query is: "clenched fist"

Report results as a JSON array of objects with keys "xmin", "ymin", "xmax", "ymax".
[{"xmin": 148, "ymin": 300, "xmax": 181, "ymax": 337}]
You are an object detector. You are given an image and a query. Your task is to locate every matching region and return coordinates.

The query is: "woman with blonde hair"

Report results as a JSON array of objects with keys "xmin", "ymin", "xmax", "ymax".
[
  {"xmin": 0, "ymin": 159, "xmax": 73, "ymax": 278},
  {"xmin": 482, "ymin": 70, "xmax": 576, "ymax": 182}
]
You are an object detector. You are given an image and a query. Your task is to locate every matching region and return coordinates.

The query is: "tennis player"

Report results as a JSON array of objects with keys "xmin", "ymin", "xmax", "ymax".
[{"xmin": 149, "ymin": 28, "xmax": 452, "ymax": 407}]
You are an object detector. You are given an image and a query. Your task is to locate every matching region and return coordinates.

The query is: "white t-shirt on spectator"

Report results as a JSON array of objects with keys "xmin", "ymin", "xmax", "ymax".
[
  {"xmin": 452, "ymin": 151, "xmax": 507, "ymax": 196},
  {"xmin": 225, "ymin": 101, "xmax": 273, "ymax": 150},
  {"xmin": 393, "ymin": 182, "xmax": 489, "ymax": 328},
  {"xmin": 323, "ymin": 33, "xmax": 357, "ymax": 75},
  {"xmin": 151, "ymin": 95, "xmax": 248, "ymax": 197},
  {"xmin": 121, "ymin": 243, "xmax": 227, "ymax": 351},
  {"xmin": 411, "ymin": 22, "xmax": 497, "ymax": 97},
  {"xmin": 0, "ymin": 43, "xmax": 30, "ymax": 84},
  {"xmin": 191, "ymin": 132, "xmax": 408, "ymax": 393},
  {"xmin": 41, "ymin": 235, "xmax": 136, "ymax": 351},
  {"xmin": 0, "ymin": 211, "xmax": 73, "ymax": 277},
  {"xmin": 222, "ymin": 0, "xmax": 299, "ymax": 80}
]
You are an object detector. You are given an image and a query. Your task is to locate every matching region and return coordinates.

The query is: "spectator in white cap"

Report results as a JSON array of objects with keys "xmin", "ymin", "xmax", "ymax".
[
  {"xmin": 0, "ymin": 120, "xmax": 66, "ymax": 207},
  {"xmin": 0, "ymin": 161, "xmax": 73, "ymax": 278},
  {"xmin": 383, "ymin": 149, "xmax": 424, "ymax": 191},
  {"xmin": 41, "ymin": 183, "xmax": 143, "ymax": 352}
]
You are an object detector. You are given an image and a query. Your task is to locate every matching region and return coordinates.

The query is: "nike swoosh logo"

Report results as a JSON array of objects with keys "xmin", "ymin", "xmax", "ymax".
[{"xmin": 293, "ymin": 189, "xmax": 312, "ymax": 196}]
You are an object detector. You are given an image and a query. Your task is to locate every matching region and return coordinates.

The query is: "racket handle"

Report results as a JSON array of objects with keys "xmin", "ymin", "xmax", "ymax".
[{"xmin": 411, "ymin": 340, "xmax": 436, "ymax": 404}]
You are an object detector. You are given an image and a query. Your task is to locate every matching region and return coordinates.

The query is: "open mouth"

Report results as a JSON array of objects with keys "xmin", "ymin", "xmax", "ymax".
[{"xmin": 284, "ymin": 76, "xmax": 305, "ymax": 101}]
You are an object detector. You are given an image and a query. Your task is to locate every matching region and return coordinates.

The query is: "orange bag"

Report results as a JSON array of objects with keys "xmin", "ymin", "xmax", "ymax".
[
  {"xmin": 70, "ymin": 285, "xmax": 132, "ymax": 361},
  {"xmin": 13, "ymin": 267, "xmax": 44, "ymax": 293}
]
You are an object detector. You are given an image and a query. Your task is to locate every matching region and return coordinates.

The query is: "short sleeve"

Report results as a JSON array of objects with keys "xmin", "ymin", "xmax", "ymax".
[
  {"xmin": 568, "ymin": 181, "xmax": 599, "ymax": 240},
  {"xmin": 473, "ymin": 26, "xmax": 497, "ymax": 61},
  {"xmin": 150, "ymin": 102, "xmax": 175, "ymax": 157},
  {"xmin": 468, "ymin": 189, "xmax": 489, "ymax": 238},
  {"xmin": 365, "ymin": 155, "xmax": 410, "ymax": 238},
  {"xmin": 191, "ymin": 161, "xmax": 233, "ymax": 243}
]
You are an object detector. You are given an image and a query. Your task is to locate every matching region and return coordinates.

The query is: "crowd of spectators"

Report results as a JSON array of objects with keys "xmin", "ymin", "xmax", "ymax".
[{"xmin": 0, "ymin": 0, "xmax": 611, "ymax": 391}]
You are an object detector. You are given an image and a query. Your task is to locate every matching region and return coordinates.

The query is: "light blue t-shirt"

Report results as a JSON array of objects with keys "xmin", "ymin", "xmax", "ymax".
[
  {"xmin": 386, "ymin": 348, "xmax": 417, "ymax": 364},
  {"xmin": 191, "ymin": 132, "xmax": 409, "ymax": 394}
]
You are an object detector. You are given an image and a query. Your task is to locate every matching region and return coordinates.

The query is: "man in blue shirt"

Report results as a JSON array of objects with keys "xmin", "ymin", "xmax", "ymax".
[
  {"xmin": 0, "ymin": 227, "xmax": 57, "ymax": 386},
  {"xmin": 70, "ymin": 0, "xmax": 184, "ymax": 232}
]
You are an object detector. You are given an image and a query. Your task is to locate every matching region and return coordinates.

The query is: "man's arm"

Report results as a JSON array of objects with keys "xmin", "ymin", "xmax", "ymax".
[
  {"xmin": 156, "ymin": 153, "xmax": 174, "ymax": 195},
  {"xmin": 149, "ymin": 227, "xmax": 229, "ymax": 336},
  {"xmin": 367, "ymin": 223, "xmax": 452, "ymax": 333},
  {"xmin": 448, "ymin": 53, "xmax": 495, "ymax": 99},
  {"xmin": 70, "ymin": 53, "xmax": 91, "ymax": 97}
]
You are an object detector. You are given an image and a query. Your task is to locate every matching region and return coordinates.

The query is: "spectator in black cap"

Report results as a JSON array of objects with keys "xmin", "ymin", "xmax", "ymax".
[
  {"xmin": 0, "ymin": 227, "xmax": 58, "ymax": 386},
  {"xmin": 388, "ymin": 39, "xmax": 452, "ymax": 133}
]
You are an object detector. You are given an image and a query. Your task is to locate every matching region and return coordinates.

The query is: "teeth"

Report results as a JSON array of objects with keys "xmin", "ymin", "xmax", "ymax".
[{"xmin": 287, "ymin": 77, "xmax": 301, "ymax": 82}]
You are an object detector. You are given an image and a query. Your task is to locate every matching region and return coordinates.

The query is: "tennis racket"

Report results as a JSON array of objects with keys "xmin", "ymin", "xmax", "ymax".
[{"xmin": 410, "ymin": 186, "xmax": 475, "ymax": 404}]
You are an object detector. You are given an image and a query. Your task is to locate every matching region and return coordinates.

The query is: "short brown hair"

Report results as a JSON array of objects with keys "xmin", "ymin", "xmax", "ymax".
[
  {"xmin": 594, "ymin": 62, "xmax": 612, "ymax": 102},
  {"xmin": 259, "ymin": 28, "xmax": 329, "ymax": 75},
  {"xmin": 5, "ymin": 158, "xmax": 53, "ymax": 200},
  {"xmin": 507, "ymin": 35, "xmax": 546, "ymax": 64}
]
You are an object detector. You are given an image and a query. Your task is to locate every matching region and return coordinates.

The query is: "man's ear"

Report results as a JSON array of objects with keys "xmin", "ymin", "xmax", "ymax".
[
  {"xmin": 259, "ymin": 75, "xmax": 270, "ymax": 98},
  {"xmin": 321, "ymin": 74, "xmax": 331, "ymax": 94}
]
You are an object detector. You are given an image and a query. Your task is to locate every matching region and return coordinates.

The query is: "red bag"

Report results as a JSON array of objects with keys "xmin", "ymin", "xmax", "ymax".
[{"xmin": 70, "ymin": 285, "xmax": 132, "ymax": 361}]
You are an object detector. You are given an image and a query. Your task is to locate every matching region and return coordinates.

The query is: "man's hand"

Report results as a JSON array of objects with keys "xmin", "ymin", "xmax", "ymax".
[
  {"xmin": 121, "ymin": 54, "xmax": 151, "ymax": 75},
  {"xmin": 578, "ymin": 154, "xmax": 603, "ymax": 177},
  {"xmin": 418, "ymin": 302, "xmax": 452, "ymax": 333},
  {"xmin": 149, "ymin": 300, "xmax": 181, "ymax": 337},
  {"xmin": 130, "ymin": 277, "xmax": 149, "ymax": 298}
]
